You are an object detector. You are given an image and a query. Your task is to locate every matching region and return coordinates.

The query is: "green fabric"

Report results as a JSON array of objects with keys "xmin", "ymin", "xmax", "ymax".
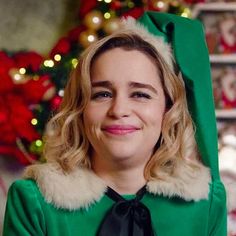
[
  {"xmin": 138, "ymin": 12, "xmax": 219, "ymax": 180},
  {"xmin": 3, "ymin": 179, "xmax": 226, "ymax": 236}
]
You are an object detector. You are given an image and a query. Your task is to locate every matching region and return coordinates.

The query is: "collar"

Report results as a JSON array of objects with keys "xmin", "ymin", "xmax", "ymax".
[{"xmin": 24, "ymin": 161, "xmax": 211, "ymax": 211}]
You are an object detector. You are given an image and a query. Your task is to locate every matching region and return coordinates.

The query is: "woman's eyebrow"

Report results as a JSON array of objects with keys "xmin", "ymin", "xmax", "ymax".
[
  {"xmin": 91, "ymin": 81, "xmax": 158, "ymax": 94},
  {"xmin": 129, "ymin": 82, "xmax": 158, "ymax": 94},
  {"xmin": 91, "ymin": 81, "xmax": 113, "ymax": 88}
]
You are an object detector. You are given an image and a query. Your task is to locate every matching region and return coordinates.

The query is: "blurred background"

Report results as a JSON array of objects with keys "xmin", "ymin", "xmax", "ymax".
[{"xmin": 0, "ymin": 0, "xmax": 236, "ymax": 235}]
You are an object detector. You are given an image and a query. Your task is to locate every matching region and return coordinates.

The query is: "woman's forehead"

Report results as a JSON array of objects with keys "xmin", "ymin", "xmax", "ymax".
[{"xmin": 90, "ymin": 48, "xmax": 162, "ymax": 87}]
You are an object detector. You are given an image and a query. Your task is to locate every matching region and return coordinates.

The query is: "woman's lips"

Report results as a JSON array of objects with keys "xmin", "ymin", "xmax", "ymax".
[{"xmin": 102, "ymin": 125, "xmax": 140, "ymax": 135}]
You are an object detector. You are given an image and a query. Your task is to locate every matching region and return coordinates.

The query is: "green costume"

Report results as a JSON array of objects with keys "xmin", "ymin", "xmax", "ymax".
[
  {"xmin": 3, "ymin": 177, "xmax": 225, "ymax": 236},
  {"xmin": 3, "ymin": 12, "xmax": 227, "ymax": 236}
]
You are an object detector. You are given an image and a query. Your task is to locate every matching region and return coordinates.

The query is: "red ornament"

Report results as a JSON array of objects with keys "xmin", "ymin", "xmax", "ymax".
[
  {"xmin": 110, "ymin": 1, "xmax": 122, "ymax": 10},
  {"xmin": 50, "ymin": 95, "xmax": 62, "ymax": 111}
]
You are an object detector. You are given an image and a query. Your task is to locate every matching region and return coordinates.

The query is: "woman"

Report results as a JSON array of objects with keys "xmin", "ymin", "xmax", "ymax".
[{"xmin": 3, "ymin": 12, "xmax": 226, "ymax": 236}]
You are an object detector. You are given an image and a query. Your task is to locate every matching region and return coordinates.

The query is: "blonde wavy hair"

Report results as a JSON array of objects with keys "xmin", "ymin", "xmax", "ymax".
[{"xmin": 44, "ymin": 29, "xmax": 201, "ymax": 181}]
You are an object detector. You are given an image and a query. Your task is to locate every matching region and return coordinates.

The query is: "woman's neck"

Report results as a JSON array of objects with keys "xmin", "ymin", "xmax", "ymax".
[{"xmin": 92, "ymin": 158, "xmax": 147, "ymax": 195}]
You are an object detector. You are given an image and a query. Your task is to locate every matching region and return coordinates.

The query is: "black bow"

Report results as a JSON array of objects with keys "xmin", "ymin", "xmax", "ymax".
[{"xmin": 97, "ymin": 186, "xmax": 155, "ymax": 236}]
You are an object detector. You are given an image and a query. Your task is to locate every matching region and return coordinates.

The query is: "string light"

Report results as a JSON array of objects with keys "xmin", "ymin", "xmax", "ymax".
[
  {"xmin": 93, "ymin": 16, "xmax": 100, "ymax": 24},
  {"xmin": 31, "ymin": 118, "xmax": 38, "ymax": 125},
  {"xmin": 71, "ymin": 58, "xmax": 78, "ymax": 68},
  {"xmin": 35, "ymin": 139, "xmax": 43, "ymax": 147},
  {"xmin": 181, "ymin": 8, "xmax": 191, "ymax": 18},
  {"xmin": 157, "ymin": 1, "xmax": 164, "ymax": 8},
  {"xmin": 19, "ymin": 68, "xmax": 26, "ymax": 74},
  {"xmin": 13, "ymin": 73, "xmax": 22, "ymax": 81},
  {"xmin": 104, "ymin": 12, "xmax": 111, "ymax": 19},
  {"xmin": 44, "ymin": 59, "xmax": 54, "ymax": 67},
  {"xmin": 104, "ymin": 0, "xmax": 112, "ymax": 3},
  {"xmin": 58, "ymin": 89, "xmax": 64, "ymax": 97},
  {"xmin": 88, "ymin": 34, "xmax": 96, "ymax": 42},
  {"xmin": 54, "ymin": 54, "xmax": 62, "ymax": 61}
]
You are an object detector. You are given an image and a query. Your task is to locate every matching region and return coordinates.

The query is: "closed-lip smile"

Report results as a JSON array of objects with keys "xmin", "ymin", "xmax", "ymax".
[{"xmin": 102, "ymin": 125, "xmax": 140, "ymax": 135}]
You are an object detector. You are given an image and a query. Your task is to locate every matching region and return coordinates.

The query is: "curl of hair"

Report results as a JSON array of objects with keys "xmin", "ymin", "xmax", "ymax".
[{"xmin": 43, "ymin": 29, "xmax": 202, "ymax": 179}]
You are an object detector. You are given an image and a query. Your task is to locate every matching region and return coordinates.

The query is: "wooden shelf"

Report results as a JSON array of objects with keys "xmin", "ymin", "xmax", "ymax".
[
  {"xmin": 216, "ymin": 109, "xmax": 236, "ymax": 119},
  {"xmin": 210, "ymin": 54, "xmax": 236, "ymax": 64}
]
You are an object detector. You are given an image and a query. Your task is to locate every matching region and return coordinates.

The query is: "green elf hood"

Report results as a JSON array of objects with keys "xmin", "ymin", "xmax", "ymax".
[{"xmin": 138, "ymin": 12, "xmax": 219, "ymax": 180}]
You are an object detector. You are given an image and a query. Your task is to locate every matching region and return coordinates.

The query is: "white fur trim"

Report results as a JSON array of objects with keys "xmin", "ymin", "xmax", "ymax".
[
  {"xmin": 24, "ymin": 160, "xmax": 211, "ymax": 210},
  {"xmin": 24, "ymin": 163, "xmax": 107, "ymax": 210},
  {"xmin": 147, "ymin": 160, "xmax": 211, "ymax": 201},
  {"xmin": 120, "ymin": 17, "xmax": 174, "ymax": 71}
]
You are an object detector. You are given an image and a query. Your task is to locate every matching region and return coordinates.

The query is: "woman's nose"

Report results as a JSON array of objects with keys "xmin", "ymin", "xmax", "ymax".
[{"xmin": 107, "ymin": 95, "xmax": 131, "ymax": 118}]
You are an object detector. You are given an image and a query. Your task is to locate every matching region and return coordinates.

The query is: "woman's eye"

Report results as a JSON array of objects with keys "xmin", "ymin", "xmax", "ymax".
[
  {"xmin": 131, "ymin": 92, "xmax": 151, "ymax": 99},
  {"xmin": 91, "ymin": 91, "xmax": 112, "ymax": 100}
]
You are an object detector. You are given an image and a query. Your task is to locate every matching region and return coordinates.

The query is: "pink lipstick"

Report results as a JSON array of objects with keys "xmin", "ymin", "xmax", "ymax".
[{"xmin": 102, "ymin": 125, "xmax": 140, "ymax": 135}]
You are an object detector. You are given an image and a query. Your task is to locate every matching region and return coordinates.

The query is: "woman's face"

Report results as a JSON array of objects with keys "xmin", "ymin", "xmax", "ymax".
[{"xmin": 83, "ymin": 48, "xmax": 166, "ymax": 166}]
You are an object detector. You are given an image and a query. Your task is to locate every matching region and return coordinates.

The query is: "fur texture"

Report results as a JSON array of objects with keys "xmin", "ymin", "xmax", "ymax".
[
  {"xmin": 24, "ymin": 161, "xmax": 211, "ymax": 210},
  {"xmin": 147, "ymin": 160, "xmax": 211, "ymax": 201},
  {"xmin": 121, "ymin": 17, "xmax": 174, "ymax": 71},
  {"xmin": 24, "ymin": 163, "xmax": 107, "ymax": 210}
]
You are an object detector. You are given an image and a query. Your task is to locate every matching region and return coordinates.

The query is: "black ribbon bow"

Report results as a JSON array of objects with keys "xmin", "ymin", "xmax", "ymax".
[{"xmin": 97, "ymin": 186, "xmax": 155, "ymax": 236}]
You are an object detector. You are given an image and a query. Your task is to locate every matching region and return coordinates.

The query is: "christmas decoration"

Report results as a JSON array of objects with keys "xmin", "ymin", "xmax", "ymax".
[
  {"xmin": 79, "ymin": 29, "xmax": 99, "ymax": 48},
  {"xmin": 0, "ymin": 51, "xmax": 55, "ymax": 164},
  {"xmin": 103, "ymin": 18, "xmax": 121, "ymax": 34},
  {"xmin": 219, "ymin": 15, "xmax": 236, "ymax": 54},
  {"xmin": 0, "ymin": 0, "xmax": 195, "ymax": 164},
  {"xmin": 149, "ymin": 0, "xmax": 169, "ymax": 12},
  {"xmin": 221, "ymin": 68, "xmax": 236, "ymax": 109},
  {"xmin": 83, "ymin": 10, "xmax": 104, "ymax": 30}
]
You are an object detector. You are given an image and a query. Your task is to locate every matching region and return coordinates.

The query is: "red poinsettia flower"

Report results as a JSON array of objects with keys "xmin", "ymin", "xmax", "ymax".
[
  {"xmin": 19, "ymin": 74, "xmax": 55, "ymax": 104},
  {"xmin": 0, "ymin": 73, "xmax": 14, "ymax": 93},
  {"xmin": 0, "ymin": 52, "xmax": 15, "ymax": 93},
  {"xmin": 50, "ymin": 37, "xmax": 71, "ymax": 58},
  {"xmin": 14, "ymin": 51, "xmax": 44, "ymax": 72},
  {"xmin": 0, "ymin": 93, "xmax": 39, "ymax": 163},
  {"xmin": 1, "ymin": 94, "xmax": 40, "ymax": 143},
  {"xmin": 0, "ymin": 51, "xmax": 15, "ymax": 74}
]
